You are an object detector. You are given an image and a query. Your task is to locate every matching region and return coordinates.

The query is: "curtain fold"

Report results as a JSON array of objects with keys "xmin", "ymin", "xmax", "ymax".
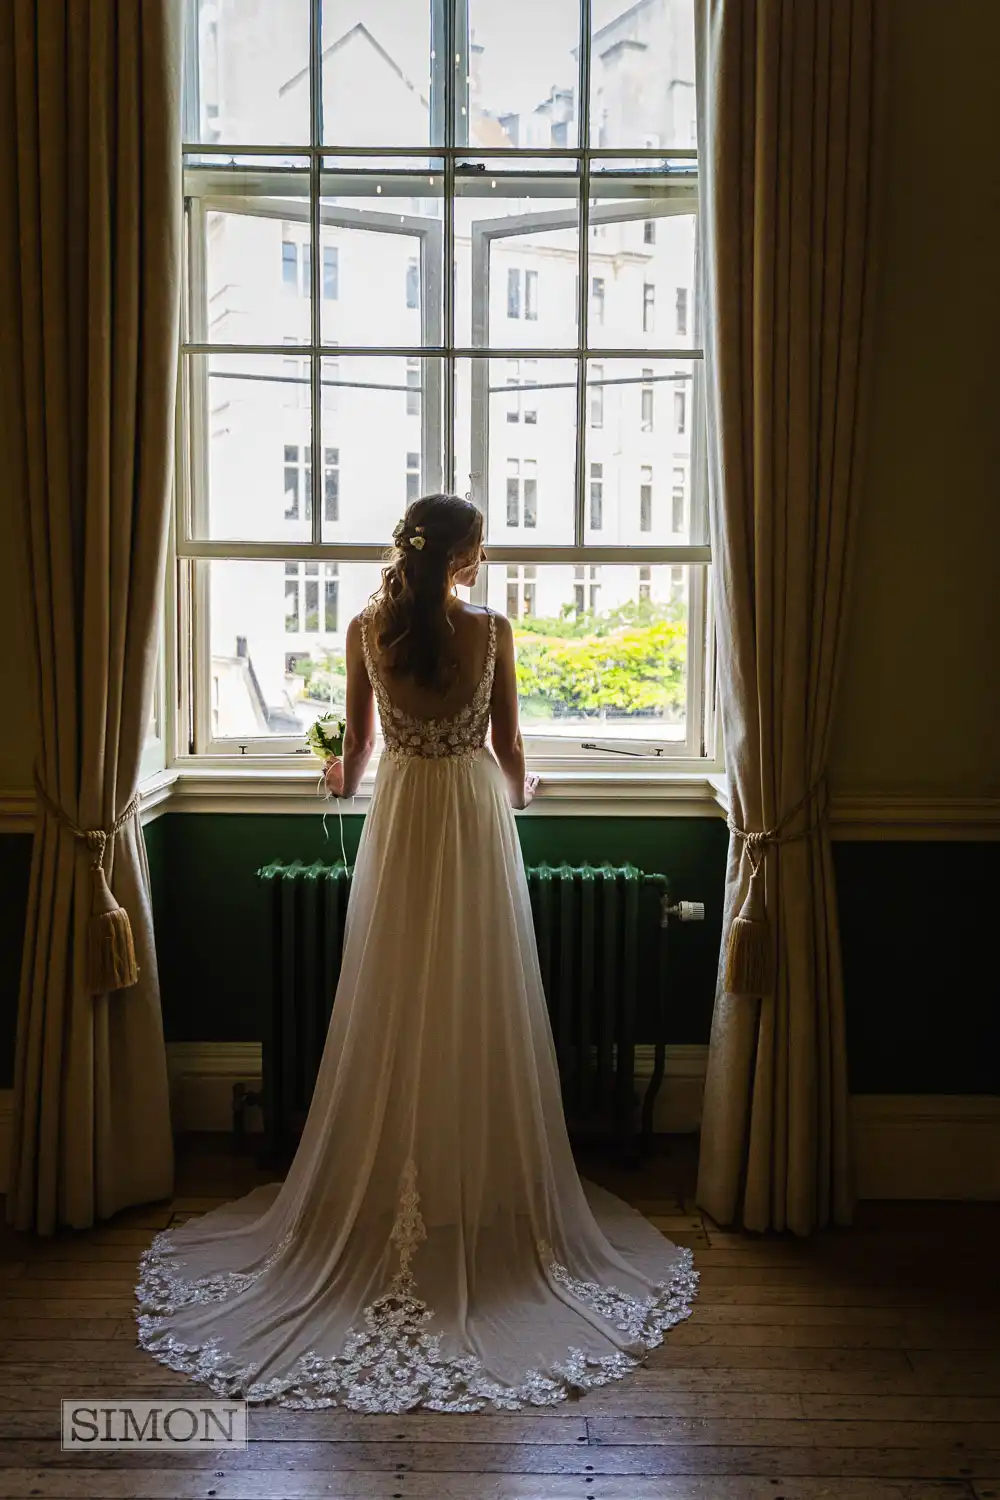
[
  {"xmin": 0, "ymin": 0, "xmax": 180, "ymax": 1232},
  {"xmin": 694, "ymin": 0, "xmax": 883, "ymax": 1233}
]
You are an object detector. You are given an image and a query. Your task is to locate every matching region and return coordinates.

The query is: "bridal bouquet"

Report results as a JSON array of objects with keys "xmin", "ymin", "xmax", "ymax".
[{"xmin": 306, "ymin": 714, "xmax": 346, "ymax": 763}]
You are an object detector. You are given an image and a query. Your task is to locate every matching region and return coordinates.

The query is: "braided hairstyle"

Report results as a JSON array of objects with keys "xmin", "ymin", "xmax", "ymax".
[{"xmin": 369, "ymin": 493, "xmax": 484, "ymax": 692}]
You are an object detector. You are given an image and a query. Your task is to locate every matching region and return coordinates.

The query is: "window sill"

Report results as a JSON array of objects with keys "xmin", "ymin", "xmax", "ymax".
[{"xmin": 140, "ymin": 760, "xmax": 729, "ymax": 821}]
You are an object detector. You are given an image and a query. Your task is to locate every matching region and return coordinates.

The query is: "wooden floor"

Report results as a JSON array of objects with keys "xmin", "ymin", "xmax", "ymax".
[{"xmin": 1, "ymin": 1136, "xmax": 999, "ymax": 1500}]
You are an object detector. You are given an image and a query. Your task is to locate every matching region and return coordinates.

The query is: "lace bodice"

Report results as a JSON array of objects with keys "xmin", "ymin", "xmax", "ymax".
[{"xmin": 360, "ymin": 608, "xmax": 497, "ymax": 761}]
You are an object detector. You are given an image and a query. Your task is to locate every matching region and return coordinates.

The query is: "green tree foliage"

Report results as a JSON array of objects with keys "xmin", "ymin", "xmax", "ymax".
[
  {"xmin": 513, "ymin": 599, "xmax": 686, "ymax": 722},
  {"xmin": 290, "ymin": 600, "xmax": 686, "ymax": 725},
  {"xmin": 291, "ymin": 650, "xmax": 347, "ymax": 713}
]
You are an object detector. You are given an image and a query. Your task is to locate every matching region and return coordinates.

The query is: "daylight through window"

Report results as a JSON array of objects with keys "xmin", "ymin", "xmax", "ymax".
[{"xmin": 178, "ymin": 0, "xmax": 709, "ymax": 759}]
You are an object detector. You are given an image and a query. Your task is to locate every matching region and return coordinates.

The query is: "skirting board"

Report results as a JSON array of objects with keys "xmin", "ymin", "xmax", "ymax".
[
  {"xmin": 160, "ymin": 1042, "xmax": 710, "ymax": 1138},
  {"xmin": 0, "ymin": 1050, "xmax": 998, "ymax": 1200}
]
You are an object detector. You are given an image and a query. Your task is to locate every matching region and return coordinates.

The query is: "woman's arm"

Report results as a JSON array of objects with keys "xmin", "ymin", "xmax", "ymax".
[
  {"xmin": 324, "ymin": 616, "xmax": 376, "ymax": 798},
  {"xmin": 489, "ymin": 613, "xmax": 537, "ymax": 810}
]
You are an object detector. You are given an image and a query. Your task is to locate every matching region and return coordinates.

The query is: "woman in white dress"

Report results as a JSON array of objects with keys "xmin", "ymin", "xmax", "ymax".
[{"xmin": 137, "ymin": 494, "xmax": 697, "ymax": 1412}]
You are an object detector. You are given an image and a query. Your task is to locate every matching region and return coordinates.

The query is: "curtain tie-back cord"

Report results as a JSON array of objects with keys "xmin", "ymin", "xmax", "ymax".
[
  {"xmin": 33, "ymin": 771, "xmax": 141, "ymax": 994},
  {"xmin": 724, "ymin": 779, "xmax": 829, "ymax": 997}
]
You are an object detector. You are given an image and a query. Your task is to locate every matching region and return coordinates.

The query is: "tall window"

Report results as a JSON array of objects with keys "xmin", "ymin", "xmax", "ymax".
[
  {"xmin": 506, "ymin": 564, "xmax": 537, "ymax": 619},
  {"xmin": 641, "ymin": 368, "xmax": 654, "ymax": 431},
  {"xmin": 179, "ymin": 3, "xmax": 709, "ymax": 760},
  {"xmin": 283, "ymin": 343, "xmax": 310, "ymax": 410},
  {"xmin": 284, "ymin": 560, "xmax": 339, "ymax": 634},
  {"xmin": 506, "ymin": 459, "xmax": 538, "ymax": 528},
  {"xmin": 322, "ymin": 351, "xmax": 339, "ymax": 412},
  {"xmin": 675, "ymin": 287, "xmax": 689, "ymax": 335},
  {"xmin": 640, "ymin": 465, "xmax": 653, "ymax": 533},
  {"xmin": 323, "ymin": 448, "xmax": 340, "ymax": 522},
  {"xmin": 590, "ymin": 364, "xmax": 604, "ymax": 428},
  {"xmin": 505, "ymin": 360, "xmax": 537, "ymax": 424},
  {"xmin": 506, "ymin": 360, "xmax": 521, "ymax": 422},
  {"xmin": 406, "ymin": 358, "xmax": 421, "ymax": 417},
  {"xmin": 282, "ymin": 239, "xmax": 311, "ymax": 298},
  {"xmin": 642, "ymin": 283, "xmax": 655, "ymax": 334},
  {"xmin": 589, "ymin": 463, "xmax": 603, "ymax": 531},
  {"xmin": 325, "ymin": 566, "xmax": 340, "ymax": 632},
  {"xmin": 323, "ymin": 246, "xmax": 339, "ymax": 301},
  {"xmin": 574, "ymin": 565, "xmax": 600, "ymax": 615},
  {"xmin": 522, "ymin": 360, "xmax": 538, "ymax": 424},
  {"xmin": 284, "ymin": 444, "xmax": 311, "ymax": 521},
  {"xmin": 507, "ymin": 268, "xmax": 538, "ymax": 321},
  {"xmin": 406, "ymin": 451, "xmax": 421, "ymax": 504},
  {"xmin": 671, "ymin": 467, "xmax": 686, "ymax": 533},
  {"xmin": 405, "ymin": 258, "xmax": 419, "ymax": 310}
]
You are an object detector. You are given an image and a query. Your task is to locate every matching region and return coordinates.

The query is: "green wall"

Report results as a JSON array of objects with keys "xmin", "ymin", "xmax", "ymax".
[
  {"xmin": 834, "ymin": 841, "xmax": 1000, "ymax": 1095},
  {"xmin": 147, "ymin": 813, "xmax": 729, "ymax": 1049},
  {"xmin": 2, "ymin": 820, "xmax": 998, "ymax": 1096}
]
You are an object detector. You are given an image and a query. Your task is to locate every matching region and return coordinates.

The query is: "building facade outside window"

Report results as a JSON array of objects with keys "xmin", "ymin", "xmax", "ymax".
[{"xmin": 178, "ymin": 0, "xmax": 709, "ymax": 761}]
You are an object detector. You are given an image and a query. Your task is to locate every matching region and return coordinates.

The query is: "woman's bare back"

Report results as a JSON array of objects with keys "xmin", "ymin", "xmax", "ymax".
[{"xmin": 369, "ymin": 601, "xmax": 493, "ymax": 723}]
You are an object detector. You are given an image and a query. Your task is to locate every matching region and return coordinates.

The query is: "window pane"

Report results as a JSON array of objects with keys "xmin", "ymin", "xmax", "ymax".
[
  {"xmin": 586, "ymin": 182, "xmax": 697, "ymax": 350},
  {"xmin": 183, "ymin": 0, "xmax": 310, "ymax": 145},
  {"xmin": 455, "ymin": 357, "xmax": 577, "ymax": 544},
  {"xmin": 484, "ymin": 564, "xmax": 691, "ymax": 745},
  {"xmin": 321, "ymin": 354, "xmax": 444, "ymax": 542},
  {"xmin": 185, "ymin": 161, "xmax": 311, "ymax": 344},
  {"xmin": 584, "ymin": 358, "xmax": 695, "ymax": 543},
  {"xmin": 321, "ymin": 0, "xmax": 440, "ymax": 148},
  {"xmin": 320, "ymin": 165, "xmax": 444, "ymax": 346},
  {"xmin": 589, "ymin": 0, "xmax": 696, "ymax": 149},
  {"xmin": 455, "ymin": 169, "xmax": 579, "ymax": 348},
  {"xmin": 464, "ymin": 0, "xmax": 580, "ymax": 148},
  {"xmin": 189, "ymin": 353, "xmax": 314, "ymax": 542},
  {"xmin": 205, "ymin": 560, "xmax": 385, "ymax": 741}
]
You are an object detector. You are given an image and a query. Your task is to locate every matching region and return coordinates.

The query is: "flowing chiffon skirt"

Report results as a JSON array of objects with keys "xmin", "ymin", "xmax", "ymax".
[{"xmin": 136, "ymin": 750, "xmax": 697, "ymax": 1411}]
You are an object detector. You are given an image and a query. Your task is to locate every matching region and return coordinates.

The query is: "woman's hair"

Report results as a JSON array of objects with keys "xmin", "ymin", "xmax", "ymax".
[{"xmin": 369, "ymin": 493, "xmax": 483, "ymax": 691}]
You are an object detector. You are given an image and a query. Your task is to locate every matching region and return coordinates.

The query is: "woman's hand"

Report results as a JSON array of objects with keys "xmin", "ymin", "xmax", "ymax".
[
  {"xmin": 512, "ymin": 773, "xmax": 540, "ymax": 810},
  {"xmin": 323, "ymin": 757, "xmax": 345, "ymax": 798}
]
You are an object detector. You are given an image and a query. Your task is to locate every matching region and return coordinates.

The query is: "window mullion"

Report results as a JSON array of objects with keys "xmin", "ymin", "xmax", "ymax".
[
  {"xmin": 308, "ymin": 0, "xmax": 322, "ymax": 546},
  {"xmin": 443, "ymin": 0, "xmax": 456, "ymax": 492},
  {"xmin": 573, "ymin": 0, "xmax": 592, "ymax": 550}
]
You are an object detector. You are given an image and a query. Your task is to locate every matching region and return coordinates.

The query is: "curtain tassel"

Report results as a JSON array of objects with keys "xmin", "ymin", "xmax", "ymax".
[
  {"xmin": 35, "ymin": 775, "xmax": 142, "ymax": 995},
  {"xmin": 87, "ymin": 857, "xmax": 139, "ymax": 994},
  {"xmin": 724, "ymin": 857, "xmax": 773, "ymax": 997}
]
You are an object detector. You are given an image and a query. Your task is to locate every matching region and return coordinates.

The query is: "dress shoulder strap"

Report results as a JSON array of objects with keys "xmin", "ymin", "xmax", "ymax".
[
  {"xmin": 358, "ymin": 609, "xmax": 381, "ymax": 693},
  {"xmin": 477, "ymin": 607, "xmax": 498, "ymax": 703}
]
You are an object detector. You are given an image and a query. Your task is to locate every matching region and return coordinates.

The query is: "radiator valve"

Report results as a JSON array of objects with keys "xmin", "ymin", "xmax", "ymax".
[{"xmin": 661, "ymin": 897, "xmax": 706, "ymax": 925}]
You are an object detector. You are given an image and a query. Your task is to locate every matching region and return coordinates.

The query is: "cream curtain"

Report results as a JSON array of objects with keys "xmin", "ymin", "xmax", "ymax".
[
  {"xmin": 694, "ymin": 0, "xmax": 883, "ymax": 1233},
  {"xmin": 0, "ymin": 1, "xmax": 180, "ymax": 1232}
]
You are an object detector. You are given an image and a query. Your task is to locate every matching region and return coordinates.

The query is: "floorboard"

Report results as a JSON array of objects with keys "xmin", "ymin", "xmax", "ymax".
[{"xmin": 0, "ymin": 1135, "xmax": 995, "ymax": 1500}]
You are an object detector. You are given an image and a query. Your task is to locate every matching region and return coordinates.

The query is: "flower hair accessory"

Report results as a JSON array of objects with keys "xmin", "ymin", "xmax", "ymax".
[{"xmin": 393, "ymin": 519, "xmax": 426, "ymax": 550}]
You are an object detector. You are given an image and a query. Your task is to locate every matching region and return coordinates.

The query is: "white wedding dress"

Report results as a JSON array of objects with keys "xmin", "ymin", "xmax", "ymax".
[{"xmin": 136, "ymin": 609, "xmax": 697, "ymax": 1412}]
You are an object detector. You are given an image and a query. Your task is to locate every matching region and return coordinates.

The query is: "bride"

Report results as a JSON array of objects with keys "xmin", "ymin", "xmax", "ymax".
[{"xmin": 137, "ymin": 493, "xmax": 697, "ymax": 1412}]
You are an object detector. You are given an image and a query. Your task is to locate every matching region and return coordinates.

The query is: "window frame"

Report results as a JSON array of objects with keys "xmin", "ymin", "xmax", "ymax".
[{"xmin": 174, "ymin": 0, "xmax": 716, "ymax": 773}]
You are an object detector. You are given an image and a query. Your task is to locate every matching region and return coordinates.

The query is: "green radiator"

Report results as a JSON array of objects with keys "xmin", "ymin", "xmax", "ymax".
[{"xmin": 255, "ymin": 860, "xmax": 672, "ymax": 1162}]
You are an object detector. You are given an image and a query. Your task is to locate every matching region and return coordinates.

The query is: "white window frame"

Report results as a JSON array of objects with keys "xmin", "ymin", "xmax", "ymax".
[{"xmin": 172, "ymin": 0, "xmax": 718, "ymax": 777}]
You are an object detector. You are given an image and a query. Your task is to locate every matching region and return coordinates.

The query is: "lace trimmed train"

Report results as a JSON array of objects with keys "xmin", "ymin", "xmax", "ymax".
[{"xmin": 135, "ymin": 608, "xmax": 697, "ymax": 1411}]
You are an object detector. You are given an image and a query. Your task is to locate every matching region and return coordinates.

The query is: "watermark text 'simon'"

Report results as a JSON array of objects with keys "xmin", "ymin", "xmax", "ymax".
[{"xmin": 61, "ymin": 1400, "xmax": 248, "ymax": 1450}]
